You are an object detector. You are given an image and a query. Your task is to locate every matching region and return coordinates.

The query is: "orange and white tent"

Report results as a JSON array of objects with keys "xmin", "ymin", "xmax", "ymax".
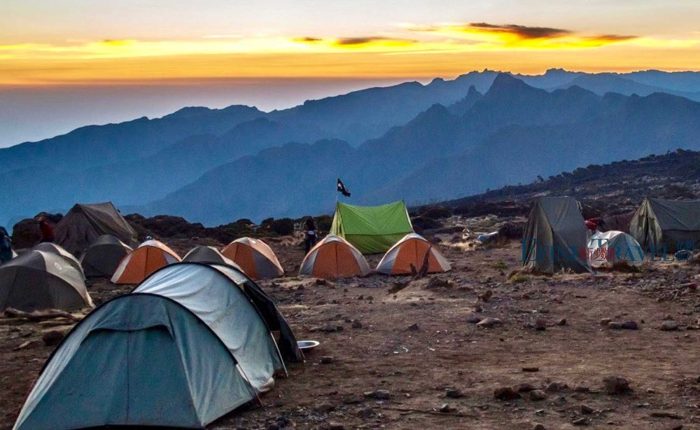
[
  {"xmin": 299, "ymin": 235, "xmax": 370, "ymax": 279},
  {"xmin": 221, "ymin": 237, "xmax": 283, "ymax": 279},
  {"xmin": 376, "ymin": 233, "xmax": 450, "ymax": 275},
  {"xmin": 111, "ymin": 240, "xmax": 181, "ymax": 284}
]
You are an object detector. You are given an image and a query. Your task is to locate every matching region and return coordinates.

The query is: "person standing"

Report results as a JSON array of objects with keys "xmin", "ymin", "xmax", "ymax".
[{"xmin": 303, "ymin": 217, "xmax": 318, "ymax": 254}]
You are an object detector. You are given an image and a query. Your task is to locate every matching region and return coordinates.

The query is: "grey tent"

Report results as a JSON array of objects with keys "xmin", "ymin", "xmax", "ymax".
[
  {"xmin": 32, "ymin": 242, "xmax": 85, "ymax": 279},
  {"xmin": 183, "ymin": 245, "xmax": 241, "ymax": 269},
  {"xmin": 522, "ymin": 197, "xmax": 590, "ymax": 273},
  {"xmin": 80, "ymin": 234, "xmax": 133, "ymax": 278},
  {"xmin": 55, "ymin": 202, "xmax": 138, "ymax": 256},
  {"xmin": 0, "ymin": 250, "xmax": 92, "ymax": 312},
  {"xmin": 135, "ymin": 262, "xmax": 303, "ymax": 364},
  {"xmin": 630, "ymin": 198, "xmax": 700, "ymax": 253},
  {"xmin": 134, "ymin": 263, "xmax": 288, "ymax": 392},
  {"xmin": 13, "ymin": 293, "xmax": 257, "ymax": 430}
]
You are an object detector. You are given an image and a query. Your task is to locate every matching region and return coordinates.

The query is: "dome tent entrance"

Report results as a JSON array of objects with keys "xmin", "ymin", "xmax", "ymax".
[
  {"xmin": 55, "ymin": 202, "xmax": 138, "ymax": 256},
  {"xmin": 330, "ymin": 201, "xmax": 413, "ymax": 254},
  {"xmin": 0, "ymin": 250, "xmax": 92, "ymax": 312},
  {"xmin": 134, "ymin": 263, "xmax": 289, "ymax": 392},
  {"xmin": 630, "ymin": 198, "xmax": 700, "ymax": 254},
  {"xmin": 522, "ymin": 197, "xmax": 590, "ymax": 274},
  {"xmin": 221, "ymin": 237, "xmax": 283, "ymax": 279},
  {"xmin": 376, "ymin": 233, "xmax": 451, "ymax": 275},
  {"xmin": 300, "ymin": 235, "xmax": 370, "ymax": 279},
  {"xmin": 13, "ymin": 293, "xmax": 257, "ymax": 430}
]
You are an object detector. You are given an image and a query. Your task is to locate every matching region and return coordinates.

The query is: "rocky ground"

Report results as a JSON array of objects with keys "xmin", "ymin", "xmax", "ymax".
[{"xmin": 1, "ymin": 217, "xmax": 699, "ymax": 430}]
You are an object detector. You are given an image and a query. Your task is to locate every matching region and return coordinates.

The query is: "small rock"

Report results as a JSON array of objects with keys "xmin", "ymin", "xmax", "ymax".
[
  {"xmin": 325, "ymin": 423, "xmax": 345, "ymax": 430},
  {"xmin": 650, "ymin": 411, "xmax": 683, "ymax": 419},
  {"xmin": 356, "ymin": 407, "xmax": 375, "ymax": 418},
  {"xmin": 466, "ymin": 313, "xmax": 482, "ymax": 324},
  {"xmin": 445, "ymin": 388, "xmax": 464, "ymax": 398},
  {"xmin": 42, "ymin": 329, "xmax": 66, "ymax": 346},
  {"xmin": 534, "ymin": 318, "xmax": 547, "ymax": 331},
  {"xmin": 660, "ymin": 320, "xmax": 679, "ymax": 331},
  {"xmin": 600, "ymin": 318, "xmax": 612, "ymax": 326},
  {"xmin": 529, "ymin": 390, "xmax": 548, "ymax": 401},
  {"xmin": 311, "ymin": 323, "xmax": 343, "ymax": 333},
  {"xmin": 572, "ymin": 417, "xmax": 590, "ymax": 426},
  {"xmin": 320, "ymin": 356, "xmax": 334, "ymax": 364},
  {"xmin": 522, "ymin": 366, "xmax": 540, "ymax": 373},
  {"xmin": 477, "ymin": 317, "xmax": 503, "ymax": 328},
  {"xmin": 580, "ymin": 404, "xmax": 595, "ymax": 414},
  {"xmin": 426, "ymin": 277, "xmax": 453, "ymax": 289},
  {"xmin": 603, "ymin": 376, "xmax": 632, "ymax": 395},
  {"xmin": 315, "ymin": 402, "xmax": 335, "ymax": 413},
  {"xmin": 494, "ymin": 386, "xmax": 521, "ymax": 400},
  {"xmin": 315, "ymin": 278, "xmax": 328, "ymax": 286},
  {"xmin": 574, "ymin": 385, "xmax": 590, "ymax": 393},
  {"xmin": 364, "ymin": 389, "xmax": 391, "ymax": 400},
  {"xmin": 407, "ymin": 323, "xmax": 420, "ymax": 331},
  {"xmin": 351, "ymin": 320, "xmax": 363, "ymax": 329},
  {"xmin": 557, "ymin": 318, "xmax": 568, "ymax": 326},
  {"xmin": 438, "ymin": 403, "xmax": 455, "ymax": 413},
  {"xmin": 517, "ymin": 383, "xmax": 536, "ymax": 393},
  {"xmin": 532, "ymin": 424, "xmax": 546, "ymax": 430},
  {"xmin": 608, "ymin": 320, "xmax": 638, "ymax": 330},
  {"xmin": 545, "ymin": 381, "xmax": 569, "ymax": 393},
  {"xmin": 13, "ymin": 340, "xmax": 41, "ymax": 351},
  {"xmin": 479, "ymin": 290, "xmax": 493, "ymax": 302}
]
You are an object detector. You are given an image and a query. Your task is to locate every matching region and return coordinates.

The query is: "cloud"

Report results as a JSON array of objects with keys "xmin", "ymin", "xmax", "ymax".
[
  {"xmin": 294, "ymin": 37, "xmax": 323, "ymax": 43},
  {"xmin": 467, "ymin": 23, "xmax": 570, "ymax": 39},
  {"xmin": 410, "ymin": 22, "xmax": 636, "ymax": 49},
  {"xmin": 334, "ymin": 37, "xmax": 416, "ymax": 46},
  {"xmin": 294, "ymin": 36, "xmax": 417, "ymax": 49},
  {"xmin": 100, "ymin": 39, "xmax": 134, "ymax": 47}
]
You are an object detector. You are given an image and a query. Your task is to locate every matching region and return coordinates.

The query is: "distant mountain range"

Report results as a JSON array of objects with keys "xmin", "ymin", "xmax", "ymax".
[{"xmin": 3, "ymin": 68, "xmax": 700, "ymax": 226}]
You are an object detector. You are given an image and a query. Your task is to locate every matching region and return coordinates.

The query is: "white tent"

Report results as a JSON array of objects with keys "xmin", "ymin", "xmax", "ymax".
[
  {"xmin": 587, "ymin": 230, "xmax": 644, "ymax": 268},
  {"xmin": 134, "ymin": 263, "xmax": 287, "ymax": 391}
]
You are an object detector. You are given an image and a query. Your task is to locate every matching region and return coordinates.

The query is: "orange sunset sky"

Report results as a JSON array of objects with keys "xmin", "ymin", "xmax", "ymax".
[{"xmin": 1, "ymin": 0, "xmax": 700, "ymax": 146}]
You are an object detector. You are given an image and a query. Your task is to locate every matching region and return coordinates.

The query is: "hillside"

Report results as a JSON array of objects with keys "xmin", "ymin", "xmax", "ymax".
[
  {"xmin": 439, "ymin": 149, "xmax": 700, "ymax": 219},
  {"xmin": 147, "ymin": 75, "xmax": 700, "ymax": 224},
  {"xmin": 5, "ymin": 68, "xmax": 700, "ymax": 226}
]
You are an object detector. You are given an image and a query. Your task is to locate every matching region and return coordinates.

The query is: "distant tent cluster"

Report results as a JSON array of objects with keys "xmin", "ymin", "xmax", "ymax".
[
  {"xmin": 521, "ymin": 196, "xmax": 700, "ymax": 273},
  {"xmin": 299, "ymin": 201, "xmax": 451, "ymax": 279}
]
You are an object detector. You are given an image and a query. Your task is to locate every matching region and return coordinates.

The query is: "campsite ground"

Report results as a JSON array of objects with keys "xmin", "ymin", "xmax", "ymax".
[{"xmin": 1, "ymin": 218, "xmax": 699, "ymax": 430}]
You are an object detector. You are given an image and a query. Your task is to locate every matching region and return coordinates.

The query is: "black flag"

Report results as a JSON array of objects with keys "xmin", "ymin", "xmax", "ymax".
[{"xmin": 337, "ymin": 178, "xmax": 351, "ymax": 197}]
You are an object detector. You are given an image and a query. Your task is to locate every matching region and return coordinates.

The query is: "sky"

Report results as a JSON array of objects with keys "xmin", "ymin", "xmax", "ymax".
[{"xmin": 2, "ymin": 0, "xmax": 700, "ymax": 146}]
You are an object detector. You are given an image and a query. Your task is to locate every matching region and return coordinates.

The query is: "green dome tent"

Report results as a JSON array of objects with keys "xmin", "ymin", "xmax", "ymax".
[
  {"xmin": 14, "ymin": 293, "xmax": 257, "ymax": 430},
  {"xmin": 329, "ymin": 201, "xmax": 413, "ymax": 254}
]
